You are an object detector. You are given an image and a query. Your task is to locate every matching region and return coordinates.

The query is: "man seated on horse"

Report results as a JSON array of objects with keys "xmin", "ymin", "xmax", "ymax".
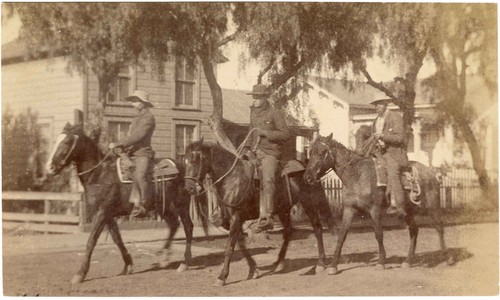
[
  {"xmin": 109, "ymin": 90, "xmax": 156, "ymax": 218},
  {"xmin": 242, "ymin": 84, "xmax": 290, "ymax": 231},
  {"xmin": 370, "ymin": 97, "xmax": 409, "ymax": 216}
]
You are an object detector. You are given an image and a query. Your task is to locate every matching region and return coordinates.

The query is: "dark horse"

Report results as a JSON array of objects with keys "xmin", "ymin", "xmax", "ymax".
[
  {"xmin": 183, "ymin": 139, "xmax": 336, "ymax": 286},
  {"xmin": 303, "ymin": 133, "xmax": 450, "ymax": 274},
  {"xmin": 46, "ymin": 123, "xmax": 205, "ymax": 284}
]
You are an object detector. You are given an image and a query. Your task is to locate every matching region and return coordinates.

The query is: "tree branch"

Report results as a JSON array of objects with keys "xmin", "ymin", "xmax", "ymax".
[
  {"xmin": 268, "ymin": 59, "xmax": 306, "ymax": 91},
  {"xmin": 361, "ymin": 68, "xmax": 395, "ymax": 99},
  {"xmin": 257, "ymin": 57, "xmax": 275, "ymax": 84},
  {"xmin": 216, "ymin": 30, "xmax": 241, "ymax": 47}
]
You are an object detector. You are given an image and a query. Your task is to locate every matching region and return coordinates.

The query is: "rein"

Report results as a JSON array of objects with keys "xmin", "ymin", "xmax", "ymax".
[
  {"xmin": 184, "ymin": 128, "xmax": 260, "ymax": 196},
  {"xmin": 318, "ymin": 140, "xmax": 362, "ymax": 177},
  {"xmin": 77, "ymin": 150, "xmax": 113, "ymax": 176}
]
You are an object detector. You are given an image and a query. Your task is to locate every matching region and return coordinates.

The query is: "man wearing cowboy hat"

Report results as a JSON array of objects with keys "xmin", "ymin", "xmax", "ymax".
[
  {"xmin": 370, "ymin": 97, "xmax": 409, "ymax": 216},
  {"xmin": 110, "ymin": 90, "xmax": 156, "ymax": 218},
  {"xmin": 242, "ymin": 84, "xmax": 290, "ymax": 231}
]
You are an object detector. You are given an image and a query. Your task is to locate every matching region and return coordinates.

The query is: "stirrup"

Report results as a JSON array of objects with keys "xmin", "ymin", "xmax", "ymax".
[{"xmin": 257, "ymin": 216, "xmax": 274, "ymax": 230}]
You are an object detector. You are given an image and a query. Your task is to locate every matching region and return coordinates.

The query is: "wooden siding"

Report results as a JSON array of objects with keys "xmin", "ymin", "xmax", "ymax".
[
  {"xmin": 2, "ymin": 57, "xmax": 84, "ymax": 187},
  {"xmin": 2, "ymin": 57, "xmax": 84, "ymax": 140},
  {"xmin": 86, "ymin": 59, "xmax": 215, "ymax": 159}
]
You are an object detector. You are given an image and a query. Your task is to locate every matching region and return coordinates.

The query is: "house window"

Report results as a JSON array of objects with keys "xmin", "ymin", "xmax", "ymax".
[
  {"xmin": 108, "ymin": 121, "xmax": 130, "ymax": 143},
  {"xmin": 174, "ymin": 121, "xmax": 200, "ymax": 161},
  {"xmin": 175, "ymin": 57, "xmax": 198, "ymax": 108},
  {"xmin": 106, "ymin": 66, "xmax": 131, "ymax": 104}
]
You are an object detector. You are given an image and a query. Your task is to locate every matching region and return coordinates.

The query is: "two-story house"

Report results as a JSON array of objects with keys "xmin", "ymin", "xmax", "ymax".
[{"xmin": 2, "ymin": 38, "xmax": 226, "ymax": 187}]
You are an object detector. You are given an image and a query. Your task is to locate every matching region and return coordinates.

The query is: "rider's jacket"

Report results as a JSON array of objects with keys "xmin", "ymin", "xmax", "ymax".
[
  {"xmin": 244, "ymin": 100, "xmax": 290, "ymax": 159},
  {"xmin": 371, "ymin": 110, "xmax": 408, "ymax": 165},
  {"xmin": 122, "ymin": 107, "xmax": 156, "ymax": 159}
]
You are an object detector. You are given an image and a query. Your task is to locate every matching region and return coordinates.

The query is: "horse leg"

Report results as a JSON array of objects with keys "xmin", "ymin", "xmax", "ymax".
[
  {"xmin": 214, "ymin": 212, "xmax": 243, "ymax": 287},
  {"xmin": 273, "ymin": 208, "xmax": 293, "ymax": 273},
  {"xmin": 302, "ymin": 199, "xmax": 328, "ymax": 272},
  {"xmin": 71, "ymin": 210, "xmax": 107, "ymax": 285},
  {"xmin": 370, "ymin": 206, "xmax": 386, "ymax": 270},
  {"xmin": 329, "ymin": 207, "xmax": 355, "ymax": 275},
  {"xmin": 158, "ymin": 208, "xmax": 180, "ymax": 268},
  {"xmin": 402, "ymin": 212, "xmax": 419, "ymax": 268},
  {"xmin": 106, "ymin": 217, "xmax": 134, "ymax": 276},
  {"xmin": 237, "ymin": 230, "xmax": 259, "ymax": 280},
  {"xmin": 177, "ymin": 201, "xmax": 193, "ymax": 272}
]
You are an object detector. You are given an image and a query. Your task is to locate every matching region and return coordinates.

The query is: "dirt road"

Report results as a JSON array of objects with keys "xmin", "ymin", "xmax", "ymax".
[{"xmin": 3, "ymin": 222, "xmax": 498, "ymax": 296}]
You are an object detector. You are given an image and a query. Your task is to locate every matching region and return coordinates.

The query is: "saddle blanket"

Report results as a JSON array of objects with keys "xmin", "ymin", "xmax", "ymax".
[
  {"xmin": 117, "ymin": 157, "xmax": 179, "ymax": 184},
  {"xmin": 372, "ymin": 157, "xmax": 417, "ymax": 191}
]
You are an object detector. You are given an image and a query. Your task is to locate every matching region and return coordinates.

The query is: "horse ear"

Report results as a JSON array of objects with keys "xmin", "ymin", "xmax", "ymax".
[
  {"xmin": 63, "ymin": 122, "xmax": 72, "ymax": 133},
  {"xmin": 326, "ymin": 133, "xmax": 333, "ymax": 141},
  {"xmin": 200, "ymin": 136, "xmax": 204, "ymax": 144}
]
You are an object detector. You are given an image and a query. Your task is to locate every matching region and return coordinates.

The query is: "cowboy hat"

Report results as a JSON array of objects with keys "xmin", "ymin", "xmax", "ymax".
[
  {"xmin": 125, "ymin": 90, "xmax": 154, "ymax": 107},
  {"xmin": 246, "ymin": 84, "xmax": 271, "ymax": 96}
]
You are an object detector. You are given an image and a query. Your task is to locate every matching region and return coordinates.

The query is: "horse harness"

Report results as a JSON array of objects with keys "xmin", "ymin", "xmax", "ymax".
[{"xmin": 318, "ymin": 140, "xmax": 362, "ymax": 177}]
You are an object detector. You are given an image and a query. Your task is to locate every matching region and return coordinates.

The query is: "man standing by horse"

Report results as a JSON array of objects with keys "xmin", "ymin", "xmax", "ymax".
[
  {"xmin": 243, "ymin": 84, "xmax": 290, "ymax": 231},
  {"xmin": 370, "ymin": 97, "xmax": 409, "ymax": 216},
  {"xmin": 109, "ymin": 90, "xmax": 156, "ymax": 218}
]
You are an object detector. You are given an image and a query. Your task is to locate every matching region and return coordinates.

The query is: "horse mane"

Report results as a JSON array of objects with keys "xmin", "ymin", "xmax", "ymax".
[{"xmin": 320, "ymin": 136, "xmax": 364, "ymax": 160}]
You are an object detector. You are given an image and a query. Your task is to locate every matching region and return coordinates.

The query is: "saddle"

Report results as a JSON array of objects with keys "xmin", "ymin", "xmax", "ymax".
[
  {"xmin": 373, "ymin": 158, "xmax": 421, "ymax": 204},
  {"xmin": 116, "ymin": 157, "xmax": 179, "ymax": 184}
]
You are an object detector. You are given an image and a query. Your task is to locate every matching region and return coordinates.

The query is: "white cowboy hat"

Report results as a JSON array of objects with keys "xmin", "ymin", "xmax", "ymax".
[{"xmin": 125, "ymin": 90, "xmax": 154, "ymax": 107}]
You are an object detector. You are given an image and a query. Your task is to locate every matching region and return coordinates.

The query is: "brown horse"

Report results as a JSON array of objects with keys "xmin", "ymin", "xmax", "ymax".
[
  {"xmin": 46, "ymin": 123, "xmax": 206, "ymax": 284},
  {"xmin": 183, "ymin": 139, "xmax": 336, "ymax": 286},
  {"xmin": 303, "ymin": 133, "xmax": 449, "ymax": 274}
]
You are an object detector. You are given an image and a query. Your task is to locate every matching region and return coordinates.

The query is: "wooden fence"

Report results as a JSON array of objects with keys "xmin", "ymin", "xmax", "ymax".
[
  {"xmin": 320, "ymin": 167, "xmax": 497, "ymax": 213},
  {"xmin": 2, "ymin": 191, "xmax": 84, "ymax": 233},
  {"xmin": 3, "ymin": 168, "xmax": 496, "ymax": 233}
]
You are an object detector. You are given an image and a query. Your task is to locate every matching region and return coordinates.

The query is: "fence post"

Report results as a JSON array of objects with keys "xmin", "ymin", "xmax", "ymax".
[
  {"xmin": 44, "ymin": 199, "xmax": 50, "ymax": 234},
  {"xmin": 445, "ymin": 186, "xmax": 452, "ymax": 209}
]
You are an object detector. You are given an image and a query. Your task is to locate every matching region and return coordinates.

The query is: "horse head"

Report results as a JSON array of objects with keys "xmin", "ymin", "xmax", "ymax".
[
  {"xmin": 183, "ymin": 137, "xmax": 211, "ymax": 195},
  {"xmin": 46, "ymin": 123, "xmax": 86, "ymax": 175},
  {"xmin": 304, "ymin": 133, "xmax": 335, "ymax": 184}
]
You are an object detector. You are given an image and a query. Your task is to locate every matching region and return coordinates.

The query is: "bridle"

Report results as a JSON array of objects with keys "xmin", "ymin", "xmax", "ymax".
[
  {"xmin": 316, "ymin": 140, "xmax": 361, "ymax": 177},
  {"xmin": 58, "ymin": 135, "xmax": 79, "ymax": 169},
  {"xmin": 184, "ymin": 148, "xmax": 213, "ymax": 190},
  {"xmin": 53, "ymin": 134, "xmax": 112, "ymax": 177}
]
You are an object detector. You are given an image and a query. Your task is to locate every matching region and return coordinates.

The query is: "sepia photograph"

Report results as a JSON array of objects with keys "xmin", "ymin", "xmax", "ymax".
[{"xmin": 1, "ymin": 2, "xmax": 498, "ymax": 296}]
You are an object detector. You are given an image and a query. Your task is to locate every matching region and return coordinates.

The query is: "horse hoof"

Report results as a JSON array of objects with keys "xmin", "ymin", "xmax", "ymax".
[
  {"xmin": 177, "ymin": 263, "xmax": 188, "ymax": 272},
  {"xmin": 126, "ymin": 264, "xmax": 134, "ymax": 275},
  {"xmin": 327, "ymin": 267, "xmax": 339, "ymax": 275},
  {"xmin": 401, "ymin": 262, "xmax": 411, "ymax": 269},
  {"xmin": 376, "ymin": 264, "xmax": 385, "ymax": 270},
  {"xmin": 70, "ymin": 274, "xmax": 84, "ymax": 285},
  {"xmin": 316, "ymin": 265, "xmax": 326, "ymax": 273},
  {"xmin": 213, "ymin": 279, "xmax": 225, "ymax": 287},
  {"xmin": 274, "ymin": 261, "xmax": 285, "ymax": 273},
  {"xmin": 252, "ymin": 269, "xmax": 260, "ymax": 279}
]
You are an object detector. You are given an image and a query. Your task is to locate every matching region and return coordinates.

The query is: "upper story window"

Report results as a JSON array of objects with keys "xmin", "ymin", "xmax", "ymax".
[
  {"xmin": 175, "ymin": 57, "xmax": 199, "ymax": 109},
  {"xmin": 106, "ymin": 66, "xmax": 132, "ymax": 104}
]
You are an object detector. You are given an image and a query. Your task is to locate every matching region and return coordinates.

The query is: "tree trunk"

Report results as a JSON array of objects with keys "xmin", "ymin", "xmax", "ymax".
[
  {"xmin": 200, "ymin": 54, "xmax": 238, "ymax": 156},
  {"xmin": 454, "ymin": 114, "xmax": 493, "ymax": 199}
]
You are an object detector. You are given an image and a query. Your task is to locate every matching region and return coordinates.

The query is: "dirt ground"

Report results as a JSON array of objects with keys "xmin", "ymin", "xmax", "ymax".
[{"xmin": 3, "ymin": 222, "xmax": 499, "ymax": 296}]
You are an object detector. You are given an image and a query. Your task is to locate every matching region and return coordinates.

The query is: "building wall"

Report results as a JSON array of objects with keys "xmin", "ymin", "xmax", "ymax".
[
  {"xmin": 86, "ymin": 58, "xmax": 215, "ymax": 159},
  {"xmin": 2, "ymin": 57, "xmax": 84, "ymax": 148}
]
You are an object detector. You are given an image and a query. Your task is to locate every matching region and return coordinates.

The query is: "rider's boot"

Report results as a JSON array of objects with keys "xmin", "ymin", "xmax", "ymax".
[
  {"xmin": 386, "ymin": 188, "xmax": 406, "ymax": 217},
  {"xmin": 257, "ymin": 193, "xmax": 274, "ymax": 231}
]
